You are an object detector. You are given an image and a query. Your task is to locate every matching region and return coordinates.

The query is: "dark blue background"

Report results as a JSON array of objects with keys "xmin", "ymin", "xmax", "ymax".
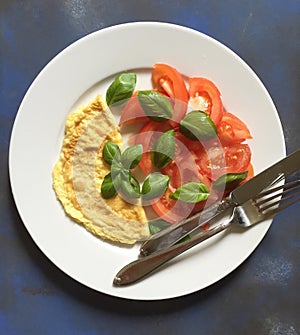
[{"xmin": 1, "ymin": 1, "xmax": 299, "ymax": 334}]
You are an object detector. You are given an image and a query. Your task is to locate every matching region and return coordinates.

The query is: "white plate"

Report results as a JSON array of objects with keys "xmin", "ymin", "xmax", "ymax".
[{"xmin": 9, "ymin": 22, "xmax": 285, "ymax": 300}]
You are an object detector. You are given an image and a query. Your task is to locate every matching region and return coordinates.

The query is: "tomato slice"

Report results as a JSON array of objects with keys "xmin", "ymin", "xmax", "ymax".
[
  {"xmin": 241, "ymin": 163, "xmax": 254, "ymax": 183},
  {"xmin": 196, "ymin": 143, "xmax": 252, "ymax": 180},
  {"xmin": 160, "ymin": 130, "xmax": 207, "ymax": 187},
  {"xmin": 134, "ymin": 120, "xmax": 171, "ymax": 175},
  {"xmin": 224, "ymin": 144, "xmax": 251, "ymax": 173},
  {"xmin": 161, "ymin": 156, "xmax": 201, "ymax": 190},
  {"xmin": 119, "ymin": 92, "xmax": 149, "ymax": 126},
  {"xmin": 155, "ymin": 150, "xmax": 215, "ymax": 223},
  {"xmin": 189, "ymin": 77, "xmax": 223, "ymax": 126},
  {"xmin": 160, "ymin": 161, "xmax": 180, "ymax": 190},
  {"xmin": 217, "ymin": 112, "xmax": 252, "ymax": 145},
  {"xmin": 174, "ymin": 131, "xmax": 205, "ymax": 153},
  {"xmin": 151, "ymin": 181, "xmax": 218, "ymax": 224},
  {"xmin": 151, "ymin": 188, "xmax": 197, "ymax": 224},
  {"xmin": 152, "ymin": 64, "xmax": 189, "ymax": 122}
]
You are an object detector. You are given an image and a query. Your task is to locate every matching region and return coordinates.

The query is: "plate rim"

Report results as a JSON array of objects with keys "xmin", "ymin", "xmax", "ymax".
[{"xmin": 9, "ymin": 21, "xmax": 285, "ymax": 300}]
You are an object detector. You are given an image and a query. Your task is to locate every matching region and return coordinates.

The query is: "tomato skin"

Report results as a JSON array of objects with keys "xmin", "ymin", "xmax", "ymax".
[
  {"xmin": 151, "ymin": 181, "xmax": 218, "ymax": 224},
  {"xmin": 174, "ymin": 131, "xmax": 205, "ymax": 153},
  {"xmin": 217, "ymin": 112, "xmax": 252, "ymax": 145},
  {"xmin": 134, "ymin": 120, "xmax": 171, "ymax": 175},
  {"xmin": 119, "ymin": 66, "xmax": 254, "ymax": 224},
  {"xmin": 160, "ymin": 161, "xmax": 180, "ymax": 190},
  {"xmin": 161, "ymin": 130, "xmax": 207, "ymax": 189},
  {"xmin": 152, "ymin": 64, "xmax": 189, "ymax": 102},
  {"xmin": 119, "ymin": 89, "xmax": 168, "ymax": 126},
  {"xmin": 189, "ymin": 77, "xmax": 223, "ymax": 126},
  {"xmin": 119, "ymin": 92, "xmax": 148, "ymax": 126},
  {"xmin": 151, "ymin": 188, "xmax": 198, "ymax": 224},
  {"xmin": 241, "ymin": 163, "xmax": 254, "ymax": 183},
  {"xmin": 153, "ymin": 151, "xmax": 215, "ymax": 223},
  {"xmin": 195, "ymin": 143, "xmax": 252, "ymax": 180},
  {"xmin": 224, "ymin": 144, "xmax": 251, "ymax": 173},
  {"xmin": 152, "ymin": 64, "xmax": 189, "ymax": 122}
]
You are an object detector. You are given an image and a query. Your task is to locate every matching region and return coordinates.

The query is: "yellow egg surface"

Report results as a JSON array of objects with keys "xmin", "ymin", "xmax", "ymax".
[{"xmin": 52, "ymin": 94, "xmax": 149, "ymax": 244}]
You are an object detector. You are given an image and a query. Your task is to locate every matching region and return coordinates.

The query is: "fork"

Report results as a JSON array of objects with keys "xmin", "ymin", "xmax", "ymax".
[{"xmin": 113, "ymin": 179, "xmax": 300, "ymax": 286}]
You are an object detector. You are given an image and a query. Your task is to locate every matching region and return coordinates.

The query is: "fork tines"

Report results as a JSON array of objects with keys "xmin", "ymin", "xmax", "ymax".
[{"xmin": 253, "ymin": 179, "xmax": 300, "ymax": 215}]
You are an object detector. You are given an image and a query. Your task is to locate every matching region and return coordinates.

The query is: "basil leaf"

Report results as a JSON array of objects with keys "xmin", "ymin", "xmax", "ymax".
[
  {"xmin": 110, "ymin": 164, "xmax": 123, "ymax": 190},
  {"xmin": 110, "ymin": 160, "xmax": 124, "ymax": 184},
  {"xmin": 180, "ymin": 110, "xmax": 218, "ymax": 141},
  {"xmin": 151, "ymin": 129, "xmax": 175, "ymax": 169},
  {"xmin": 137, "ymin": 90, "xmax": 173, "ymax": 122},
  {"xmin": 169, "ymin": 182, "xmax": 210, "ymax": 203},
  {"xmin": 129, "ymin": 173, "xmax": 141, "ymax": 195},
  {"xmin": 148, "ymin": 220, "xmax": 191, "ymax": 239},
  {"xmin": 117, "ymin": 170, "xmax": 141, "ymax": 199},
  {"xmin": 177, "ymin": 235, "xmax": 191, "ymax": 243},
  {"xmin": 148, "ymin": 219, "xmax": 171, "ymax": 235},
  {"xmin": 121, "ymin": 144, "xmax": 143, "ymax": 169},
  {"xmin": 102, "ymin": 141, "xmax": 121, "ymax": 165},
  {"xmin": 101, "ymin": 173, "xmax": 116, "ymax": 199},
  {"xmin": 213, "ymin": 172, "xmax": 248, "ymax": 191},
  {"xmin": 142, "ymin": 173, "xmax": 169, "ymax": 200},
  {"xmin": 106, "ymin": 73, "xmax": 136, "ymax": 106}
]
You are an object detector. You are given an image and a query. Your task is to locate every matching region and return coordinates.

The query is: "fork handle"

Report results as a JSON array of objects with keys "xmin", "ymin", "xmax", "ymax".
[{"xmin": 113, "ymin": 220, "xmax": 231, "ymax": 286}]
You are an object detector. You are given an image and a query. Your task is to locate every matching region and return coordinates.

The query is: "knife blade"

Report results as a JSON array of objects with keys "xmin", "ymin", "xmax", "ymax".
[{"xmin": 139, "ymin": 149, "xmax": 300, "ymax": 257}]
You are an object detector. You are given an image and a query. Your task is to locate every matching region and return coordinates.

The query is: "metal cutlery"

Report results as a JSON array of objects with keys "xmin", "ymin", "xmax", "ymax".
[
  {"xmin": 114, "ymin": 178, "xmax": 300, "ymax": 286},
  {"xmin": 139, "ymin": 149, "xmax": 300, "ymax": 257}
]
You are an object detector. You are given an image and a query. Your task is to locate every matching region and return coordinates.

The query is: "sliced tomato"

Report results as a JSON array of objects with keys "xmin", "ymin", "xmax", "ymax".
[
  {"xmin": 155, "ymin": 152, "xmax": 215, "ymax": 223},
  {"xmin": 152, "ymin": 64, "xmax": 189, "ymax": 102},
  {"xmin": 152, "ymin": 64, "xmax": 189, "ymax": 122},
  {"xmin": 195, "ymin": 143, "xmax": 252, "ymax": 180},
  {"xmin": 119, "ymin": 89, "xmax": 169, "ymax": 126},
  {"xmin": 119, "ymin": 92, "xmax": 149, "ymax": 126},
  {"xmin": 151, "ymin": 180, "xmax": 217, "ymax": 224},
  {"xmin": 160, "ymin": 161, "xmax": 180, "ymax": 190},
  {"xmin": 134, "ymin": 120, "xmax": 171, "ymax": 175},
  {"xmin": 189, "ymin": 77, "xmax": 223, "ymax": 126},
  {"xmin": 217, "ymin": 112, "xmax": 252, "ymax": 145},
  {"xmin": 160, "ymin": 158, "xmax": 200, "ymax": 190},
  {"xmin": 160, "ymin": 131, "xmax": 207, "ymax": 188},
  {"xmin": 151, "ymin": 188, "xmax": 197, "ymax": 224},
  {"xmin": 224, "ymin": 144, "xmax": 252, "ymax": 173},
  {"xmin": 241, "ymin": 163, "xmax": 254, "ymax": 184},
  {"xmin": 174, "ymin": 131, "xmax": 205, "ymax": 153}
]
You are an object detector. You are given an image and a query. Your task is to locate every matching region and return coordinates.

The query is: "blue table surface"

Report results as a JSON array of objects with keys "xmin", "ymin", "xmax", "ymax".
[{"xmin": 1, "ymin": 1, "xmax": 299, "ymax": 334}]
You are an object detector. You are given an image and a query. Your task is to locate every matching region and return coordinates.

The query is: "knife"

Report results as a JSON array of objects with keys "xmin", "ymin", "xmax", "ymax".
[
  {"xmin": 139, "ymin": 149, "xmax": 300, "ymax": 256},
  {"xmin": 113, "ymin": 149, "xmax": 300, "ymax": 286}
]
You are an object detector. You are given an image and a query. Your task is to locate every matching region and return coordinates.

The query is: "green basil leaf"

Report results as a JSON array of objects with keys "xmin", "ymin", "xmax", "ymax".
[
  {"xmin": 110, "ymin": 160, "xmax": 124, "ymax": 183},
  {"xmin": 142, "ymin": 173, "xmax": 169, "ymax": 200},
  {"xmin": 129, "ymin": 173, "xmax": 141, "ymax": 195},
  {"xmin": 110, "ymin": 164, "xmax": 123, "ymax": 190},
  {"xmin": 103, "ymin": 141, "xmax": 121, "ymax": 165},
  {"xmin": 213, "ymin": 172, "xmax": 248, "ymax": 191},
  {"xmin": 101, "ymin": 173, "xmax": 116, "ymax": 199},
  {"xmin": 176, "ymin": 235, "xmax": 191, "ymax": 244},
  {"xmin": 121, "ymin": 144, "xmax": 143, "ymax": 169},
  {"xmin": 179, "ymin": 110, "xmax": 218, "ymax": 141},
  {"xmin": 151, "ymin": 129, "xmax": 175, "ymax": 168},
  {"xmin": 117, "ymin": 170, "xmax": 141, "ymax": 199},
  {"xmin": 106, "ymin": 73, "xmax": 136, "ymax": 106},
  {"xmin": 148, "ymin": 219, "xmax": 171, "ymax": 235},
  {"xmin": 137, "ymin": 90, "xmax": 173, "ymax": 122},
  {"xmin": 169, "ymin": 182, "xmax": 210, "ymax": 203}
]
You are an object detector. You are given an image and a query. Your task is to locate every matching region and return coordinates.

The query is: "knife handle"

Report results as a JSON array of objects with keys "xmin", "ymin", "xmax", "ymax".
[{"xmin": 113, "ymin": 216, "xmax": 232, "ymax": 286}]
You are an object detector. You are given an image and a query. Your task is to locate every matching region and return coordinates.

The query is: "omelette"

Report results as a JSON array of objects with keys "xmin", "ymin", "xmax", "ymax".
[{"xmin": 52, "ymin": 95, "xmax": 149, "ymax": 244}]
